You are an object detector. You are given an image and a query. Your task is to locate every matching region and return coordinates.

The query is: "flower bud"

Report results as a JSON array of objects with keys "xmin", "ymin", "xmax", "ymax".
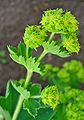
[{"xmin": 41, "ymin": 86, "xmax": 59, "ymax": 109}]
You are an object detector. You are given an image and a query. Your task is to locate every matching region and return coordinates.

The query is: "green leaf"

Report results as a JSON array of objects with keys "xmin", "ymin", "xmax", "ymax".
[
  {"xmin": 8, "ymin": 43, "xmax": 27, "ymax": 68},
  {"xmin": 42, "ymin": 41, "xmax": 70, "ymax": 57},
  {"xmin": 22, "ymin": 83, "xmax": 42, "ymax": 117},
  {"xmin": 0, "ymin": 81, "xmax": 19, "ymax": 116},
  {"xmin": 30, "ymin": 84, "xmax": 41, "ymax": 96},
  {"xmin": 0, "ymin": 106, "xmax": 11, "ymax": 120},
  {"xmin": 7, "ymin": 46, "xmax": 17, "ymax": 55},
  {"xmin": 23, "ymin": 99, "xmax": 41, "ymax": 117},
  {"xmin": 18, "ymin": 107, "xmax": 55, "ymax": 120},
  {"xmin": 8, "ymin": 44, "xmax": 41, "ymax": 74},
  {"xmin": 11, "ymin": 81, "xmax": 30, "ymax": 99},
  {"xmin": 0, "ymin": 81, "xmax": 55, "ymax": 120},
  {"xmin": 17, "ymin": 42, "xmax": 26, "ymax": 58},
  {"xmin": 10, "ymin": 54, "xmax": 26, "ymax": 68},
  {"xmin": 26, "ymin": 57, "xmax": 41, "ymax": 74}
]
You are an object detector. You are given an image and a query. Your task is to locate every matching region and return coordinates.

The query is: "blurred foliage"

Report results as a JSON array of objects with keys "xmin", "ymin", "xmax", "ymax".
[
  {"xmin": 52, "ymin": 86, "xmax": 84, "ymax": 120},
  {"xmin": 0, "ymin": 50, "xmax": 6, "ymax": 64},
  {"xmin": 40, "ymin": 60, "xmax": 84, "ymax": 120},
  {"xmin": 41, "ymin": 60, "xmax": 84, "ymax": 89}
]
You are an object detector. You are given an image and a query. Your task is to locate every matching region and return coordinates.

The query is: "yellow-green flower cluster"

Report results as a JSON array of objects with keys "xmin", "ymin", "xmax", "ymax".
[
  {"xmin": 23, "ymin": 25, "xmax": 47, "ymax": 49},
  {"xmin": 41, "ymin": 86, "xmax": 59, "ymax": 109},
  {"xmin": 63, "ymin": 87, "xmax": 84, "ymax": 120},
  {"xmin": 41, "ymin": 8, "xmax": 79, "ymax": 33},
  {"xmin": 63, "ymin": 60, "xmax": 84, "ymax": 82},
  {"xmin": 62, "ymin": 33, "xmax": 80, "ymax": 53},
  {"xmin": 41, "ymin": 8, "xmax": 80, "ymax": 53}
]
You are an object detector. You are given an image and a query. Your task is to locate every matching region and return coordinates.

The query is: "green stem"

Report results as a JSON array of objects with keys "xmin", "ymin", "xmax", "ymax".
[
  {"xmin": 37, "ymin": 50, "xmax": 47, "ymax": 62},
  {"xmin": 12, "ymin": 95, "xmax": 24, "ymax": 120},
  {"xmin": 30, "ymin": 95, "xmax": 41, "ymax": 99},
  {"xmin": 12, "ymin": 42, "xmax": 48, "ymax": 120},
  {"xmin": 49, "ymin": 32, "xmax": 55, "ymax": 43},
  {"xmin": 24, "ymin": 71, "xmax": 32, "ymax": 89},
  {"xmin": 12, "ymin": 71, "xmax": 32, "ymax": 120},
  {"xmin": 37, "ymin": 32, "xmax": 55, "ymax": 62}
]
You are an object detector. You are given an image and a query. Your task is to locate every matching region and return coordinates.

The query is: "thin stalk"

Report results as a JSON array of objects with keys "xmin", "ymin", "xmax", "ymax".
[
  {"xmin": 12, "ymin": 95, "xmax": 24, "ymax": 120},
  {"xmin": 37, "ymin": 32, "xmax": 55, "ymax": 62},
  {"xmin": 37, "ymin": 50, "xmax": 47, "ymax": 62},
  {"xmin": 30, "ymin": 95, "xmax": 41, "ymax": 99},
  {"xmin": 49, "ymin": 32, "xmax": 55, "ymax": 43},
  {"xmin": 12, "ymin": 70, "xmax": 32, "ymax": 120},
  {"xmin": 24, "ymin": 71, "xmax": 32, "ymax": 89}
]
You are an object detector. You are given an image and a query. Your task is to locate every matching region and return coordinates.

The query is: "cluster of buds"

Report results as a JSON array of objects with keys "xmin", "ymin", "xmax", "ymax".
[{"xmin": 41, "ymin": 86, "xmax": 59, "ymax": 109}]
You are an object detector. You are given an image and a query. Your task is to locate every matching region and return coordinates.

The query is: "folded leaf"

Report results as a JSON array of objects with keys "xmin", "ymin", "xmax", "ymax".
[
  {"xmin": 23, "ymin": 99, "xmax": 41, "ymax": 117},
  {"xmin": 42, "ymin": 41, "xmax": 70, "ymax": 57},
  {"xmin": 18, "ymin": 107, "xmax": 55, "ymax": 120},
  {"xmin": 30, "ymin": 84, "xmax": 41, "ymax": 96},
  {"xmin": 8, "ymin": 43, "xmax": 27, "ymax": 68},
  {"xmin": 8, "ymin": 44, "xmax": 41, "ymax": 74},
  {"xmin": 26, "ymin": 57, "xmax": 41, "ymax": 74},
  {"xmin": 11, "ymin": 81, "xmax": 30, "ymax": 99},
  {"xmin": 0, "ymin": 81, "xmax": 19, "ymax": 116}
]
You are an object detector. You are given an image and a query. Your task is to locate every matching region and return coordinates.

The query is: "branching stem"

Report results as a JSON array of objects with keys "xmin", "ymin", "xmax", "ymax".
[
  {"xmin": 12, "ymin": 70, "xmax": 32, "ymax": 120},
  {"xmin": 12, "ymin": 32, "xmax": 54, "ymax": 120},
  {"xmin": 37, "ymin": 50, "xmax": 47, "ymax": 62}
]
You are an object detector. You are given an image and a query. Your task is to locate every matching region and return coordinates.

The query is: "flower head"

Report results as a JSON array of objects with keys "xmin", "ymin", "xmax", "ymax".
[
  {"xmin": 41, "ymin": 8, "xmax": 79, "ymax": 33},
  {"xmin": 41, "ymin": 86, "xmax": 59, "ymax": 109},
  {"xmin": 64, "ymin": 88, "xmax": 84, "ymax": 120},
  {"xmin": 62, "ymin": 33, "xmax": 80, "ymax": 53},
  {"xmin": 23, "ymin": 25, "xmax": 47, "ymax": 49}
]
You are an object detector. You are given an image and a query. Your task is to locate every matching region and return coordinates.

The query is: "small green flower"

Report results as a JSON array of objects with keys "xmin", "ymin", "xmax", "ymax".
[
  {"xmin": 62, "ymin": 33, "xmax": 80, "ymax": 53},
  {"xmin": 62, "ymin": 11, "xmax": 79, "ymax": 33},
  {"xmin": 41, "ymin": 86, "xmax": 59, "ymax": 109},
  {"xmin": 63, "ymin": 60, "xmax": 83, "ymax": 72},
  {"xmin": 41, "ymin": 8, "xmax": 63, "ymax": 33},
  {"xmin": 41, "ymin": 8, "xmax": 79, "ymax": 33},
  {"xmin": 23, "ymin": 25, "xmax": 47, "ymax": 49},
  {"xmin": 65, "ymin": 89, "xmax": 84, "ymax": 120},
  {"xmin": 57, "ymin": 68, "xmax": 70, "ymax": 83}
]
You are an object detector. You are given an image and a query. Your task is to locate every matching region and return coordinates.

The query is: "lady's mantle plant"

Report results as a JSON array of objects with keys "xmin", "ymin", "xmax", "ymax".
[{"xmin": 0, "ymin": 8, "xmax": 81, "ymax": 120}]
